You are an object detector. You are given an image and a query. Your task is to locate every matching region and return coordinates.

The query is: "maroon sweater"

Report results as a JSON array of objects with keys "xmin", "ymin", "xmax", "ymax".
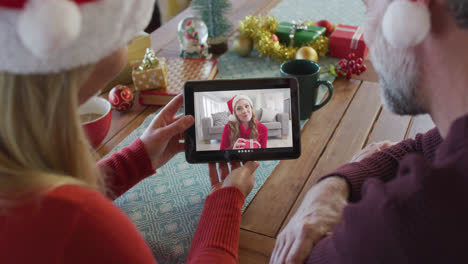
[{"xmin": 307, "ymin": 114, "xmax": 468, "ymax": 263}]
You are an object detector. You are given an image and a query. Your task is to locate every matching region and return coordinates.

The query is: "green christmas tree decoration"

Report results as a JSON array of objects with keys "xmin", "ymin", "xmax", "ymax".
[{"xmin": 191, "ymin": 0, "xmax": 233, "ymax": 43}]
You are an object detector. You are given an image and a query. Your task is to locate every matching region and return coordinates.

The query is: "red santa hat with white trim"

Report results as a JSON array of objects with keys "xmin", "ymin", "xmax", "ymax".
[
  {"xmin": 382, "ymin": 0, "xmax": 431, "ymax": 48},
  {"xmin": 0, "ymin": 0, "xmax": 155, "ymax": 74},
  {"xmin": 227, "ymin": 95, "xmax": 253, "ymax": 122}
]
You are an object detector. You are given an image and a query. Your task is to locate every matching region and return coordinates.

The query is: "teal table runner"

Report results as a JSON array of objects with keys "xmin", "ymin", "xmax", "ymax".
[{"xmin": 113, "ymin": 1, "xmax": 365, "ymax": 263}]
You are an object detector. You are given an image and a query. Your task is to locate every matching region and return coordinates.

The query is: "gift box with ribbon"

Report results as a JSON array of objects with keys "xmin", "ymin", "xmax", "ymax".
[
  {"xmin": 132, "ymin": 48, "xmax": 168, "ymax": 91},
  {"xmin": 329, "ymin": 24, "xmax": 369, "ymax": 59},
  {"xmin": 240, "ymin": 139, "xmax": 261, "ymax": 149},
  {"xmin": 276, "ymin": 21, "xmax": 326, "ymax": 47}
]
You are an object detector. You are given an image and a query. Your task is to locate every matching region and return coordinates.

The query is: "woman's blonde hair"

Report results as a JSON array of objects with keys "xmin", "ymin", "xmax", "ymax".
[
  {"xmin": 0, "ymin": 66, "xmax": 107, "ymax": 209},
  {"xmin": 228, "ymin": 102, "xmax": 259, "ymax": 148}
]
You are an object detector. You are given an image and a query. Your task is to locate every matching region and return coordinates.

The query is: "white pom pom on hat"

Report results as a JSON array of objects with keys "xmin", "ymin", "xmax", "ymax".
[
  {"xmin": 227, "ymin": 95, "xmax": 253, "ymax": 122},
  {"xmin": 17, "ymin": 0, "xmax": 82, "ymax": 59},
  {"xmin": 228, "ymin": 114, "xmax": 238, "ymax": 122},
  {"xmin": 382, "ymin": 0, "xmax": 431, "ymax": 48}
]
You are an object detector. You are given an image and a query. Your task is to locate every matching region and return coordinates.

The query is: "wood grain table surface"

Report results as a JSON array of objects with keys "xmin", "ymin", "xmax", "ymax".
[{"xmin": 96, "ymin": 1, "xmax": 435, "ymax": 263}]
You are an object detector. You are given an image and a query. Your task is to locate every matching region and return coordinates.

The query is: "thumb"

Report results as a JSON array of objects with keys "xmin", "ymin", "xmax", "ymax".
[
  {"xmin": 377, "ymin": 140, "xmax": 395, "ymax": 150},
  {"xmin": 160, "ymin": 115, "xmax": 194, "ymax": 138},
  {"xmin": 241, "ymin": 161, "xmax": 260, "ymax": 174}
]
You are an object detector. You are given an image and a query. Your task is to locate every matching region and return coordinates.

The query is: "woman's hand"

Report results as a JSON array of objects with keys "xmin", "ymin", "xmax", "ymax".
[
  {"xmin": 232, "ymin": 138, "xmax": 247, "ymax": 149},
  {"xmin": 208, "ymin": 161, "xmax": 259, "ymax": 198},
  {"xmin": 350, "ymin": 140, "xmax": 395, "ymax": 163},
  {"xmin": 140, "ymin": 94, "xmax": 194, "ymax": 170},
  {"xmin": 270, "ymin": 177, "xmax": 348, "ymax": 264}
]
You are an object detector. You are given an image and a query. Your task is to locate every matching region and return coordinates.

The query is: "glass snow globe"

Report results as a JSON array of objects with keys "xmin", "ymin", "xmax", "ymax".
[{"xmin": 177, "ymin": 17, "xmax": 211, "ymax": 59}]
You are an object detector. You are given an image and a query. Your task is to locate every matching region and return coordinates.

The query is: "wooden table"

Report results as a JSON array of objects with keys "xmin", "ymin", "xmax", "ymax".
[{"xmin": 97, "ymin": 1, "xmax": 436, "ymax": 263}]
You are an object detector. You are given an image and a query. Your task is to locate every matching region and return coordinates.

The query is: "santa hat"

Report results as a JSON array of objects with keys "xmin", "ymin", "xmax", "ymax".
[
  {"xmin": 227, "ymin": 95, "xmax": 253, "ymax": 122},
  {"xmin": 382, "ymin": 0, "xmax": 431, "ymax": 48},
  {"xmin": 0, "ymin": 0, "xmax": 155, "ymax": 74}
]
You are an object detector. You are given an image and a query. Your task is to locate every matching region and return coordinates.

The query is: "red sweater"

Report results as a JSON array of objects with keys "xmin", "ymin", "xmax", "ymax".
[
  {"xmin": 220, "ymin": 120, "xmax": 268, "ymax": 150},
  {"xmin": 0, "ymin": 138, "xmax": 244, "ymax": 264},
  {"xmin": 306, "ymin": 115, "xmax": 468, "ymax": 263}
]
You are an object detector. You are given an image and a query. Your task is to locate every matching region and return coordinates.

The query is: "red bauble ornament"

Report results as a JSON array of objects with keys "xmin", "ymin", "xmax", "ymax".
[
  {"xmin": 315, "ymin": 20, "xmax": 335, "ymax": 37},
  {"xmin": 109, "ymin": 85, "xmax": 134, "ymax": 112},
  {"xmin": 271, "ymin": 34, "xmax": 279, "ymax": 43}
]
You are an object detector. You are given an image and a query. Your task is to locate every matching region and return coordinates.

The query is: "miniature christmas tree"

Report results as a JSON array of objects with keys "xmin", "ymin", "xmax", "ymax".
[{"xmin": 191, "ymin": 0, "xmax": 233, "ymax": 53}]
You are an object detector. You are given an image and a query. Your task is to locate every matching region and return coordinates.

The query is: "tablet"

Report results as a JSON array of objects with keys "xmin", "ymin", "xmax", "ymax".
[{"xmin": 184, "ymin": 77, "xmax": 301, "ymax": 163}]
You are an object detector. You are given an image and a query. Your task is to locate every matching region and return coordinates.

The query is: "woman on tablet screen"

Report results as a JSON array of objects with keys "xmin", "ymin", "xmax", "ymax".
[{"xmin": 220, "ymin": 95, "xmax": 268, "ymax": 150}]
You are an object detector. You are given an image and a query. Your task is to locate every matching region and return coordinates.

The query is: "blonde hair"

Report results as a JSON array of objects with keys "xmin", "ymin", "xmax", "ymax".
[
  {"xmin": 0, "ymin": 67, "xmax": 107, "ymax": 209},
  {"xmin": 229, "ymin": 108, "xmax": 259, "ymax": 149}
]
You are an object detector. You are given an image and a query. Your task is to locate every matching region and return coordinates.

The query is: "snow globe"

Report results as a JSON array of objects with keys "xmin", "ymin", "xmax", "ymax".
[{"xmin": 177, "ymin": 17, "xmax": 211, "ymax": 59}]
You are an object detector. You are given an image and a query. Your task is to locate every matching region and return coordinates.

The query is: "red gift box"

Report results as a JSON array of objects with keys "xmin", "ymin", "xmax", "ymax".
[
  {"xmin": 240, "ymin": 139, "xmax": 261, "ymax": 149},
  {"xmin": 329, "ymin": 24, "xmax": 369, "ymax": 59}
]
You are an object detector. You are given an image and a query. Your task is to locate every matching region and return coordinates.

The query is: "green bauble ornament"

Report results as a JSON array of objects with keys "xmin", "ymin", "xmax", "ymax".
[{"xmin": 233, "ymin": 35, "xmax": 253, "ymax": 57}]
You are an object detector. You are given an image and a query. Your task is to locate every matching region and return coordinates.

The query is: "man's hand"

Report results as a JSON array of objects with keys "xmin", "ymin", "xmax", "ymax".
[
  {"xmin": 350, "ymin": 140, "xmax": 395, "ymax": 163},
  {"xmin": 140, "ymin": 94, "xmax": 195, "ymax": 170},
  {"xmin": 270, "ymin": 177, "xmax": 349, "ymax": 264},
  {"xmin": 208, "ymin": 161, "xmax": 259, "ymax": 198}
]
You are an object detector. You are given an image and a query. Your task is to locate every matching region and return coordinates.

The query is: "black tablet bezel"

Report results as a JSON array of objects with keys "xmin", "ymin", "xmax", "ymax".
[{"xmin": 184, "ymin": 77, "xmax": 301, "ymax": 163}]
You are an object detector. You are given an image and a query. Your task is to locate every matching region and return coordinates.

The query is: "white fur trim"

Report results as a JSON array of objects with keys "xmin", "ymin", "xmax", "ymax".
[
  {"xmin": 229, "ymin": 114, "xmax": 237, "ymax": 122},
  {"xmin": 382, "ymin": 0, "xmax": 431, "ymax": 48},
  {"xmin": 0, "ymin": 0, "xmax": 155, "ymax": 74},
  {"xmin": 18, "ymin": 0, "xmax": 81, "ymax": 59},
  {"xmin": 232, "ymin": 95, "xmax": 253, "ymax": 111}
]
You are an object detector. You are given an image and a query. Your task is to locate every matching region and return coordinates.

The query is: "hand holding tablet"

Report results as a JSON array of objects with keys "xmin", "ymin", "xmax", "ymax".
[
  {"xmin": 184, "ymin": 78, "xmax": 301, "ymax": 163},
  {"xmin": 208, "ymin": 161, "xmax": 259, "ymax": 198}
]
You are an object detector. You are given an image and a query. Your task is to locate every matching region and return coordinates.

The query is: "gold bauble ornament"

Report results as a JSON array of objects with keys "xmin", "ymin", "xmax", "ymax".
[
  {"xmin": 233, "ymin": 35, "xmax": 253, "ymax": 57},
  {"xmin": 296, "ymin": 47, "xmax": 318, "ymax": 62}
]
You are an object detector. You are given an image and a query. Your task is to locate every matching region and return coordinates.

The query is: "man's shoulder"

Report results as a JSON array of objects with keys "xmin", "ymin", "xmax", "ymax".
[
  {"xmin": 357, "ymin": 151, "xmax": 468, "ymax": 224},
  {"xmin": 347, "ymin": 151, "xmax": 468, "ymax": 262}
]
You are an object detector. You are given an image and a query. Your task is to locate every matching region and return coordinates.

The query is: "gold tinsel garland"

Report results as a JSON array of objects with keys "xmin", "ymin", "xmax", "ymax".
[{"xmin": 238, "ymin": 15, "xmax": 329, "ymax": 62}]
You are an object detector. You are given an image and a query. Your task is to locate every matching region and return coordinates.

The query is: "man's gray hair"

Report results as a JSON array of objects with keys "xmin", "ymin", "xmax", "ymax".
[{"xmin": 450, "ymin": 0, "xmax": 468, "ymax": 28}]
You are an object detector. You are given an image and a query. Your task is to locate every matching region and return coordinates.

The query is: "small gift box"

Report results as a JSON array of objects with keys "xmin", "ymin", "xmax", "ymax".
[
  {"xmin": 329, "ymin": 24, "xmax": 369, "ymax": 59},
  {"xmin": 132, "ymin": 49, "xmax": 168, "ymax": 91},
  {"xmin": 276, "ymin": 22, "xmax": 326, "ymax": 47},
  {"xmin": 103, "ymin": 34, "xmax": 151, "ymax": 92},
  {"xmin": 240, "ymin": 139, "xmax": 261, "ymax": 149}
]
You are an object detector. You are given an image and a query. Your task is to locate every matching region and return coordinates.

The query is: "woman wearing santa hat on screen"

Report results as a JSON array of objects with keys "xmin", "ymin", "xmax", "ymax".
[
  {"xmin": 220, "ymin": 95, "xmax": 268, "ymax": 150},
  {"xmin": 0, "ymin": 0, "xmax": 259, "ymax": 263}
]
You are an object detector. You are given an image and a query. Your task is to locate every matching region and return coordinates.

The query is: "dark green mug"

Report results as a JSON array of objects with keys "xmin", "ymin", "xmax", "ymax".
[{"xmin": 280, "ymin": 59, "xmax": 333, "ymax": 120}]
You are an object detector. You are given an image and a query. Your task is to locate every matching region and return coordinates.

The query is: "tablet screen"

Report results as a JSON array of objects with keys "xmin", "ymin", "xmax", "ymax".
[
  {"xmin": 194, "ymin": 88, "xmax": 293, "ymax": 152},
  {"xmin": 184, "ymin": 77, "xmax": 300, "ymax": 163}
]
